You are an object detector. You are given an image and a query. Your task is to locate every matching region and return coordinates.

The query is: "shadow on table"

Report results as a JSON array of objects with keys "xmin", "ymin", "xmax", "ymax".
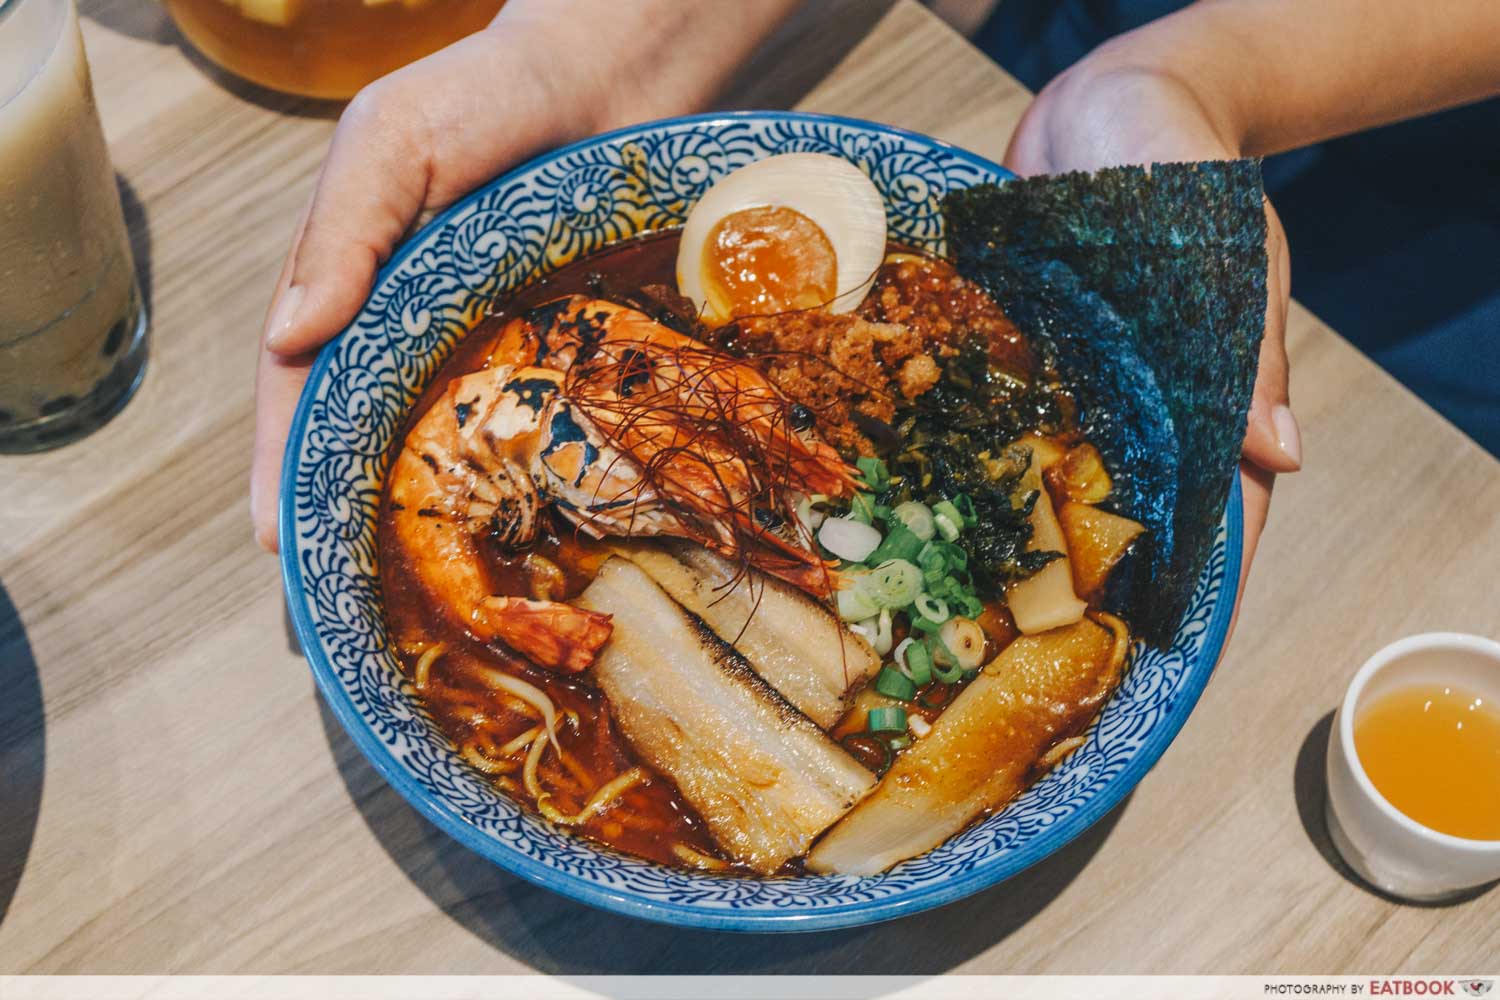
[
  {"xmin": 1293, "ymin": 710, "xmax": 1495, "ymax": 907},
  {"xmin": 0, "ymin": 581, "xmax": 45, "ymax": 930},
  {"xmin": 319, "ymin": 695, "xmax": 1127, "ymax": 974},
  {"xmin": 118, "ymin": 174, "xmax": 152, "ymax": 313},
  {"xmin": 81, "ymin": 1, "xmax": 343, "ymax": 121}
]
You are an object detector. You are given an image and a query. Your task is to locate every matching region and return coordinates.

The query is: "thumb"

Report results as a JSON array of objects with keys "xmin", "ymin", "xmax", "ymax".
[
  {"xmin": 1241, "ymin": 199, "xmax": 1302, "ymax": 474},
  {"xmin": 262, "ymin": 79, "xmax": 431, "ymax": 356}
]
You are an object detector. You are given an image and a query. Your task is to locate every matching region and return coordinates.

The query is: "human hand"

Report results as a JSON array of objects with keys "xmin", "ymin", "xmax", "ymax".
[
  {"xmin": 1003, "ymin": 53, "xmax": 1300, "ymax": 611},
  {"xmin": 251, "ymin": 0, "xmax": 800, "ymax": 551}
]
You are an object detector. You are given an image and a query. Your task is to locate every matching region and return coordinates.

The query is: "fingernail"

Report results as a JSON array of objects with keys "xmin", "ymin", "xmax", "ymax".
[
  {"xmin": 1272, "ymin": 404, "xmax": 1302, "ymax": 468},
  {"xmin": 264, "ymin": 284, "xmax": 305, "ymax": 352}
]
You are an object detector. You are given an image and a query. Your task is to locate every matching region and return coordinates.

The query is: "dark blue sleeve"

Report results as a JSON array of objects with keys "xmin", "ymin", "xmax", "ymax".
[{"xmin": 970, "ymin": 0, "xmax": 1500, "ymax": 457}]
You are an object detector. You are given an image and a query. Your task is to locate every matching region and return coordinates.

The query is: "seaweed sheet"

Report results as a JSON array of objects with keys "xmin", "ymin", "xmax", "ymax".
[{"xmin": 944, "ymin": 162, "xmax": 1267, "ymax": 646}]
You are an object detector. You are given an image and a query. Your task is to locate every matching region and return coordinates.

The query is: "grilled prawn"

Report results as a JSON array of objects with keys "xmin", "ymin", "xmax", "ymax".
[{"xmin": 387, "ymin": 296, "xmax": 856, "ymax": 673}]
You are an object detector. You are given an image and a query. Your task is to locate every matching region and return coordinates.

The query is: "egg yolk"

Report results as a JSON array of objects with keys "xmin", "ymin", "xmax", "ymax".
[{"xmin": 701, "ymin": 205, "xmax": 838, "ymax": 320}]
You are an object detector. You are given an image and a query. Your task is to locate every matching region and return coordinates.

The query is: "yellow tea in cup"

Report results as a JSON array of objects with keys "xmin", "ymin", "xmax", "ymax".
[{"xmin": 1353, "ymin": 683, "xmax": 1500, "ymax": 841}]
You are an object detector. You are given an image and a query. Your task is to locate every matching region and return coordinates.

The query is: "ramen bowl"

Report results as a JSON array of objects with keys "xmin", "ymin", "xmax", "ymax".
[{"xmin": 280, "ymin": 111, "xmax": 1241, "ymax": 932}]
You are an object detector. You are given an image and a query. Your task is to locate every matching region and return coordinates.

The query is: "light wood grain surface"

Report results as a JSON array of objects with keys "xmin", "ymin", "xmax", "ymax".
[{"xmin": 2, "ymin": 0, "xmax": 1497, "ymax": 975}]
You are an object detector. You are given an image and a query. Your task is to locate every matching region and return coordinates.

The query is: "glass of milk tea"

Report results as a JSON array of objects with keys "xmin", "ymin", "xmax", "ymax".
[{"xmin": 0, "ymin": 0, "xmax": 148, "ymax": 454}]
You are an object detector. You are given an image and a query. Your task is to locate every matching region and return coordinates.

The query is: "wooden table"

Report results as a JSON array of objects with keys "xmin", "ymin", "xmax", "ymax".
[{"xmin": 3, "ymin": 0, "xmax": 1497, "ymax": 975}]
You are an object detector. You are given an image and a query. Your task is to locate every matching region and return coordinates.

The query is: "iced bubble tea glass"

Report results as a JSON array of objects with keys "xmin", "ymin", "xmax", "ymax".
[{"xmin": 0, "ymin": 0, "xmax": 148, "ymax": 453}]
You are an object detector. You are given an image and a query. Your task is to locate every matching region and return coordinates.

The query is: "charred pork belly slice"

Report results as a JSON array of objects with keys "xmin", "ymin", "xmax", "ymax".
[
  {"xmin": 613, "ymin": 541, "xmax": 879, "ymax": 729},
  {"xmin": 578, "ymin": 558, "xmax": 875, "ymax": 874}
]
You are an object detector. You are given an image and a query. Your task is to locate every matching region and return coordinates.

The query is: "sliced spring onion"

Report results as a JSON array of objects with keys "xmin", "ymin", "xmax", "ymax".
[
  {"xmin": 932, "ymin": 658, "xmax": 966, "ymax": 684},
  {"xmin": 929, "ymin": 632, "xmax": 954, "ymax": 665},
  {"xmin": 874, "ymin": 666, "xmax": 917, "ymax": 701},
  {"xmin": 885, "ymin": 733, "xmax": 914, "ymax": 751},
  {"xmin": 856, "ymin": 559, "xmax": 922, "ymax": 609},
  {"xmin": 872, "ymin": 608, "xmax": 893, "ymax": 656},
  {"xmin": 848, "ymin": 616, "xmax": 876, "ymax": 646},
  {"xmin": 904, "ymin": 640, "xmax": 933, "ymax": 685},
  {"xmin": 819, "ymin": 516, "xmax": 881, "ymax": 562},
  {"xmin": 938, "ymin": 616, "xmax": 987, "ymax": 670},
  {"xmin": 892, "ymin": 636, "xmax": 918, "ymax": 673},
  {"xmin": 866, "ymin": 524, "xmax": 925, "ymax": 565},
  {"xmin": 917, "ymin": 540, "xmax": 967, "ymax": 575},
  {"xmin": 913, "ymin": 593, "xmax": 950, "ymax": 624},
  {"xmin": 795, "ymin": 495, "xmax": 826, "ymax": 532},
  {"xmin": 926, "ymin": 574, "xmax": 962, "ymax": 601},
  {"xmin": 907, "ymin": 714, "xmax": 932, "ymax": 739},
  {"xmin": 931, "ymin": 500, "xmax": 965, "ymax": 540},
  {"xmin": 939, "ymin": 580, "xmax": 980, "ymax": 612},
  {"xmin": 929, "ymin": 635, "xmax": 965, "ymax": 683},
  {"xmin": 932, "ymin": 499, "xmax": 962, "ymax": 521},
  {"xmin": 891, "ymin": 501, "xmax": 935, "ymax": 541},
  {"xmin": 836, "ymin": 580, "xmax": 880, "ymax": 622},
  {"xmin": 909, "ymin": 614, "xmax": 943, "ymax": 634},
  {"xmin": 849, "ymin": 609, "xmax": 894, "ymax": 655},
  {"xmin": 849, "ymin": 492, "xmax": 878, "ymax": 525},
  {"xmin": 952, "ymin": 494, "xmax": 977, "ymax": 526},
  {"xmin": 855, "ymin": 456, "xmax": 890, "ymax": 490},
  {"xmin": 867, "ymin": 705, "xmax": 908, "ymax": 733},
  {"xmin": 939, "ymin": 541, "xmax": 969, "ymax": 571}
]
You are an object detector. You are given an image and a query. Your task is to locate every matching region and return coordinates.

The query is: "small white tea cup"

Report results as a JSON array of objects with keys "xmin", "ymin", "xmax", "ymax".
[{"xmin": 1324, "ymin": 632, "xmax": 1500, "ymax": 902}]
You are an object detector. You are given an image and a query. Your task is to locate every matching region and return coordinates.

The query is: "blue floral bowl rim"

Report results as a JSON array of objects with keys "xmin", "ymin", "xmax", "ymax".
[{"xmin": 279, "ymin": 109, "xmax": 1243, "ymax": 932}]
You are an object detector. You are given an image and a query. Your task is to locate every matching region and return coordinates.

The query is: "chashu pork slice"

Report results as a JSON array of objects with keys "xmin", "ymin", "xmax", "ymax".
[
  {"xmin": 613, "ymin": 541, "xmax": 880, "ymax": 728},
  {"xmin": 806, "ymin": 615, "xmax": 1129, "ymax": 875},
  {"xmin": 577, "ymin": 558, "xmax": 875, "ymax": 874}
]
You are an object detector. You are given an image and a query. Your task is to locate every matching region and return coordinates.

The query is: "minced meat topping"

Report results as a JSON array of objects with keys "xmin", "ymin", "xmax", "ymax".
[
  {"xmin": 714, "ymin": 257, "xmax": 1034, "ymax": 457},
  {"xmin": 860, "ymin": 257, "xmax": 1035, "ymax": 378}
]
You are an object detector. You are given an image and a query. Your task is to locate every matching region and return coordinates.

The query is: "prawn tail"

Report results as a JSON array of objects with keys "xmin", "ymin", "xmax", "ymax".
[{"xmin": 475, "ymin": 597, "xmax": 614, "ymax": 673}]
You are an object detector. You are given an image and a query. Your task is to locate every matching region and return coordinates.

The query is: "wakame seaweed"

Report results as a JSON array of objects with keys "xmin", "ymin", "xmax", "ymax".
[
  {"xmin": 883, "ymin": 338, "xmax": 1064, "ymax": 597},
  {"xmin": 944, "ymin": 162, "xmax": 1268, "ymax": 645}
]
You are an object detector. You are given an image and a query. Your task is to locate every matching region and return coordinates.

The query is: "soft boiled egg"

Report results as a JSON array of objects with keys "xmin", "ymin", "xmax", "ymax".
[{"xmin": 676, "ymin": 153, "xmax": 887, "ymax": 327}]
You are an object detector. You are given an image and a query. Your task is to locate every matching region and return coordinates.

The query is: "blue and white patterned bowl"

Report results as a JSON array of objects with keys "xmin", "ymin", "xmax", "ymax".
[{"xmin": 281, "ymin": 111, "xmax": 1240, "ymax": 932}]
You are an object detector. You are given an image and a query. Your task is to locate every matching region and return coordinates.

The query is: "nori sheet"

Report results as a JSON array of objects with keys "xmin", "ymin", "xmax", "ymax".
[{"xmin": 944, "ymin": 161, "xmax": 1267, "ymax": 646}]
